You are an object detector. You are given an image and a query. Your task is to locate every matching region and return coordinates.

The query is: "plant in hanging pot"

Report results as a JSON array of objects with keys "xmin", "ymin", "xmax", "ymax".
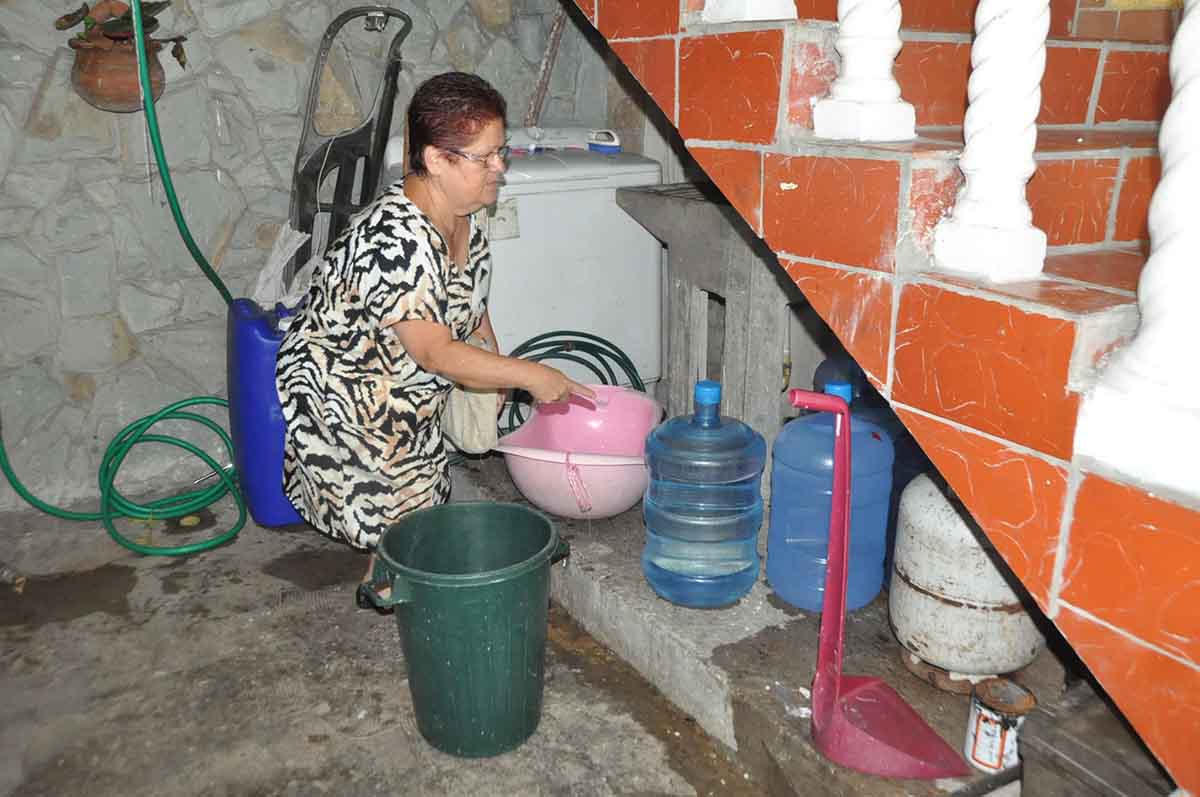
[{"xmin": 54, "ymin": 1, "xmax": 187, "ymax": 113}]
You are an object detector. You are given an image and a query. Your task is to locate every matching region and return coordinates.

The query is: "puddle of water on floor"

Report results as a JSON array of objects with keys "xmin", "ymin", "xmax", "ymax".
[
  {"xmin": 0, "ymin": 563, "xmax": 136, "ymax": 629},
  {"xmin": 261, "ymin": 547, "xmax": 365, "ymax": 593}
]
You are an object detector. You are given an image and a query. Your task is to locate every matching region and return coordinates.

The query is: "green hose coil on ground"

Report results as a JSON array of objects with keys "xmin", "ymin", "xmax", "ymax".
[
  {"xmin": 0, "ymin": 397, "xmax": 246, "ymax": 556},
  {"xmin": 0, "ymin": 2, "xmax": 245, "ymax": 557}
]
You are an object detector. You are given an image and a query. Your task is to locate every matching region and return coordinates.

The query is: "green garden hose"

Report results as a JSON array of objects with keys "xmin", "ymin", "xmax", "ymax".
[
  {"xmin": 0, "ymin": 1, "xmax": 244, "ymax": 556},
  {"xmin": 0, "ymin": 398, "xmax": 245, "ymax": 556},
  {"xmin": 501, "ymin": 330, "xmax": 648, "ymax": 434}
]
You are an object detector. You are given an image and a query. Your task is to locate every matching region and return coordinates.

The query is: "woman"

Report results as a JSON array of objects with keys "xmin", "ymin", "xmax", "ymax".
[{"xmin": 276, "ymin": 72, "xmax": 592, "ymax": 574}]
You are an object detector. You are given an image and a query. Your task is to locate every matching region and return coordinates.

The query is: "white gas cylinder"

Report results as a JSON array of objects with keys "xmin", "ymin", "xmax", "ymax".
[{"xmin": 889, "ymin": 474, "xmax": 1045, "ymax": 676}]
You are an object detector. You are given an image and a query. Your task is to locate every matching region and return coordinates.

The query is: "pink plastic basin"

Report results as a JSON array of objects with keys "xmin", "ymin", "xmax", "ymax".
[{"xmin": 496, "ymin": 385, "xmax": 663, "ymax": 520}]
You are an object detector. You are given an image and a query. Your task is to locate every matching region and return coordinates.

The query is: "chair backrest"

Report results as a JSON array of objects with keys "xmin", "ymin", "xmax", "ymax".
[{"xmin": 285, "ymin": 8, "xmax": 412, "ymax": 286}]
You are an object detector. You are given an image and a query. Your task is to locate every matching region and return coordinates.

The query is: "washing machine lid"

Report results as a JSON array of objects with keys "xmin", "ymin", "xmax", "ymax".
[{"xmin": 499, "ymin": 150, "xmax": 661, "ymax": 196}]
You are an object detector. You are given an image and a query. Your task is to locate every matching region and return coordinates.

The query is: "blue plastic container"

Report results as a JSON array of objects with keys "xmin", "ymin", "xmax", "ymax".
[
  {"xmin": 766, "ymin": 382, "xmax": 894, "ymax": 612},
  {"xmin": 813, "ymin": 355, "xmax": 930, "ymax": 581},
  {"xmin": 226, "ymin": 298, "xmax": 303, "ymax": 527},
  {"xmin": 641, "ymin": 380, "xmax": 766, "ymax": 608}
]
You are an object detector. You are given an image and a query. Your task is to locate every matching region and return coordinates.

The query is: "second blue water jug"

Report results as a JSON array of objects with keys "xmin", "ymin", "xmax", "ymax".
[
  {"xmin": 813, "ymin": 355, "xmax": 930, "ymax": 582},
  {"xmin": 642, "ymin": 380, "xmax": 766, "ymax": 608},
  {"xmin": 767, "ymin": 382, "xmax": 894, "ymax": 612}
]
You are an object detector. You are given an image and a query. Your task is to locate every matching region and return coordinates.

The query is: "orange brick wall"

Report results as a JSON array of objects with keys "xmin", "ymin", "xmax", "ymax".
[
  {"xmin": 583, "ymin": 1, "xmax": 1199, "ymax": 790},
  {"xmin": 789, "ymin": 0, "xmax": 1183, "ymax": 43}
]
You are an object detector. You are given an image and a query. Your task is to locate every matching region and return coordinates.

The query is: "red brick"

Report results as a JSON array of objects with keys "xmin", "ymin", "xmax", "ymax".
[
  {"xmin": 1114, "ymin": 156, "xmax": 1160, "ymax": 243},
  {"xmin": 894, "ymin": 41, "xmax": 972, "ymax": 127},
  {"xmin": 902, "ymin": 0, "xmax": 975, "ymax": 33},
  {"xmin": 610, "ymin": 39, "xmax": 676, "ymax": 124},
  {"xmin": 792, "ymin": 0, "xmax": 836, "ymax": 21},
  {"xmin": 895, "ymin": 409, "xmax": 1068, "ymax": 608},
  {"xmin": 679, "ymin": 30, "xmax": 783, "ymax": 144},
  {"xmin": 1055, "ymin": 608, "xmax": 1200, "ymax": 794},
  {"xmin": 1040, "ymin": 46, "xmax": 1101, "ymax": 125},
  {"xmin": 597, "ymin": 0, "xmax": 679, "ymax": 39},
  {"xmin": 932, "ymin": 272, "xmax": 1134, "ymax": 316},
  {"xmin": 689, "ymin": 147, "xmax": 763, "ymax": 234},
  {"xmin": 893, "ymin": 283, "xmax": 1081, "ymax": 459},
  {"xmin": 1116, "ymin": 9, "xmax": 1178, "ymax": 43},
  {"xmin": 1074, "ymin": 9, "xmax": 1119, "ymax": 39},
  {"xmin": 1044, "ymin": 248, "xmax": 1146, "ymax": 292},
  {"xmin": 1061, "ymin": 474, "xmax": 1200, "ymax": 665},
  {"xmin": 1028, "ymin": 159, "xmax": 1120, "ymax": 246},
  {"xmin": 782, "ymin": 259, "xmax": 893, "ymax": 384},
  {"xmin": 1051, "ymin": 0, "xmax": 1076, "ymax": 36},
  {"xmin": 1095, "ymin": 49, "xmax": 1172, "ymax": 123},
  {"xmin": 787, "ymin": 42, "xmax": 837, "ymax": 130},
  {"xmin": 575, "ymin": 0, "xmax": 596, "ymax": 24},
  {"xmin": 763, "ymin": 154, "xmax": 900, "ymax": 271},
  {"xmin": 908, "ymin": 165, "xmax": 962, "ymax": 254}
]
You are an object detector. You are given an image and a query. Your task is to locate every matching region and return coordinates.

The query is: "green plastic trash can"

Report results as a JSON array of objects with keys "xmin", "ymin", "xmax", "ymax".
[{"xmin": 361, "ymin": 502, "xmax": 568, "ymax": 757}]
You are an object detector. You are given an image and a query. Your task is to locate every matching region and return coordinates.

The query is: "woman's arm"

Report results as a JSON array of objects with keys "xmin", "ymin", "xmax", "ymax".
[{"xmin": 389, "ymin": 318, "xmax": 593, "ymax": 403}]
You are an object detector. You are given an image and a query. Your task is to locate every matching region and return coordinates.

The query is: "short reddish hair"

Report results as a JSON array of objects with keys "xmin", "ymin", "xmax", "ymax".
[{"xmin": 407, "ymin": 72, "xmax": 506, "ymax": 175}]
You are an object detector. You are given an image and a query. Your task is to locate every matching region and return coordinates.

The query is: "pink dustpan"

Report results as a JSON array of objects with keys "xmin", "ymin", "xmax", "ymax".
[{"xmin": 789, "ymin": 389, "xmax": 969, "ymax": 779}]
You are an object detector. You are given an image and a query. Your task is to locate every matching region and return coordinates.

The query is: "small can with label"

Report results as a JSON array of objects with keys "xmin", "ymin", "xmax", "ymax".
[{"xmin": 964, "ymin": 678, "xmax": 1037, "ymax": 772}]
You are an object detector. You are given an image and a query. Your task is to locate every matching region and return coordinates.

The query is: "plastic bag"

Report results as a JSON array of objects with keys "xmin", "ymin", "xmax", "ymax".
[
  {"xmin": 443, "ymin": 337, "xmax": 500, "ymax": 454},
  {"xmin": 250, "ymin": 222, "xmax": 314, "ymax": 308}
]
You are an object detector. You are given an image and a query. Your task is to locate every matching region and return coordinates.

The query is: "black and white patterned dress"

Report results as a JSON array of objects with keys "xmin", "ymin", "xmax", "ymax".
[{"xmin": 275, "ymin": 182, "xmax": 491, "ymax": 549}]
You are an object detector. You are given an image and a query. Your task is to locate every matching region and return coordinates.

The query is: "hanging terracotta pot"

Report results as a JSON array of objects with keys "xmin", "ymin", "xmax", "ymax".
[{"xmin": 68, "ymin": 33, "xmax": 165, "ymax": 113}]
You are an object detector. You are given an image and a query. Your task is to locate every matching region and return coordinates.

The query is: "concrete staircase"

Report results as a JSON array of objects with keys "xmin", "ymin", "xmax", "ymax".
[{"xmin": 573, "ymin": 0, "xmax": 1199, "ymax": 791}]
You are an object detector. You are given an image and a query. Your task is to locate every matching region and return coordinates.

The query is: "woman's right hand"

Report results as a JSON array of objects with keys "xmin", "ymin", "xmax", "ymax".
[{"xmin": 526, "ymin": 364, "xmax": 596, "ymax": 404}]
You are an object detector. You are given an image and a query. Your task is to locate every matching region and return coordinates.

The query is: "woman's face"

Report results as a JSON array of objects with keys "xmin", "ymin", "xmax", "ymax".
[{"xmin": 443, "ymin": 117, "xmax": 507, "ymax": 213}]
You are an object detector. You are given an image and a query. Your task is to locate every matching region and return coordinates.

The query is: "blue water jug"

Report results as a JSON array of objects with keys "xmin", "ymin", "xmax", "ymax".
[
  {"xmin": 226, "ymin": 298, "xmax": 303, "ymax": 527},
  {"xmin": 813, "ymin": 355, "xmax": 929, "ymax": 581},
  {"xmin": 766, "ymin": 381, "xmax": 894, "ymax": 612},
  {"xmin": 641, "ymin": 380, "xmax": 767, "ymax": 608}
]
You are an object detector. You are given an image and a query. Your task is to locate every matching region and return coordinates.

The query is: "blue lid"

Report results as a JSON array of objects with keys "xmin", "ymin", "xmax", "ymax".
[
  {"xmin": 587, "ymin": 142, "xmax": 622, "ymax": 154},
  {"xmin": 824, "ymin": 381, "xmax": 853, "ymax": 404},
  {"xmin": 695, "ymin": 380, "xmax": 721, "ymax": 405}
]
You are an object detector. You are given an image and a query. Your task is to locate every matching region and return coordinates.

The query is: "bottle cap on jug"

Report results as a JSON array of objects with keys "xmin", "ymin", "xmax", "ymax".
[
  {"xmin": 695, "ymin": 380, "xmax": 721, "ymax": 406},
  {"xmin": 824, "ymin": 381, "xmax": 854, "ymax": 404}
]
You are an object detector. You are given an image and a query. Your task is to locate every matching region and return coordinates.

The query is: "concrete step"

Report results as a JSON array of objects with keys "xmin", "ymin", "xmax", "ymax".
[{"xmin": 462, "ymin": 455, "xmax": 1068, "ymax": 796}]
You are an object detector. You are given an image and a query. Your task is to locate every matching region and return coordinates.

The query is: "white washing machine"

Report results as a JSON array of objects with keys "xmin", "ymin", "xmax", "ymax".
[{"xmin": 485, "ymin": 147, "xmax": 664, "ymax": 386}]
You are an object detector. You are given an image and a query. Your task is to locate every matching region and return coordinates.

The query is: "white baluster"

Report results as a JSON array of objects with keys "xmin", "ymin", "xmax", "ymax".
[
  {"xmin": 932, "ymin": 0, "xmax": 1050, "ymax": 282},
  {"xmin": 813, "ymin": 0, "xmax": 915, "ymax": 141},
  {"xmin": 1075, "ymin": 0, "xmax": 1200, "ymax": 502}
]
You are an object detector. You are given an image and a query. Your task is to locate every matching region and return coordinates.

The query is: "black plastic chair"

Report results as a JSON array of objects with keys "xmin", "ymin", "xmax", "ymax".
[{"xmin": 285, "ymin": 7, "xmax": 412, "ymax": 286}]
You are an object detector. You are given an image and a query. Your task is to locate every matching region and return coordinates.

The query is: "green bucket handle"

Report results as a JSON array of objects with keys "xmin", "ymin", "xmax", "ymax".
[
  {"xmin": 359, "ymin": 536, "xmax": 571, "ymax": 611},
  {"xmin": 360, "ymin": 554, "xmax": 413, "ymax": 610}
]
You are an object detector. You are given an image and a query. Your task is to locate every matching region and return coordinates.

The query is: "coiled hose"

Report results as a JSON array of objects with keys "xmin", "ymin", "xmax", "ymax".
[
  {"xmin": 0, "ymin": 1, "xmax": 244, "ymax": 556},
  {"xmin": 500, "ymin": 330, "xmax": 646, "ymax": 435}
]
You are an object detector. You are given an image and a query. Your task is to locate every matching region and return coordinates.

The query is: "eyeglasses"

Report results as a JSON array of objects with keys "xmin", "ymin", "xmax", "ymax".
[{"xmin": 443, "ymin": 145, "xmax": 510, "ymax": 168}]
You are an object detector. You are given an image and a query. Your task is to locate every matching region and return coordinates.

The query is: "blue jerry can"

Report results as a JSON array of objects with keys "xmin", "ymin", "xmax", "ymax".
[{"xmin": 226, "ymin": 298, "xmax": 303, "ymax": 527}]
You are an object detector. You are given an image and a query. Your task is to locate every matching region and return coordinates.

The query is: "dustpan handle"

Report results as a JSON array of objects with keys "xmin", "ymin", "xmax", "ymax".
[{"xmin": 787, "ymin": 389, "xmax": 852, "ymax": 721}]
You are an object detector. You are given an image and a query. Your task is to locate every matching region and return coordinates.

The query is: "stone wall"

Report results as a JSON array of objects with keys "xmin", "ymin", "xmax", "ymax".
[{"xmin": 0, "ymin": 0, "xmax": 612, "ymax": 511}]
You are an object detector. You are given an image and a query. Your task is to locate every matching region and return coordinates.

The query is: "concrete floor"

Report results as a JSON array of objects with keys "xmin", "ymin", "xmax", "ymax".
[
  {"xmin": 0, "ymin": 485, "xmax": 754, "ymax": 796},
  {"xmin": 1, "ymin": 459, "xmax": 1064, "ymax": 796}
]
